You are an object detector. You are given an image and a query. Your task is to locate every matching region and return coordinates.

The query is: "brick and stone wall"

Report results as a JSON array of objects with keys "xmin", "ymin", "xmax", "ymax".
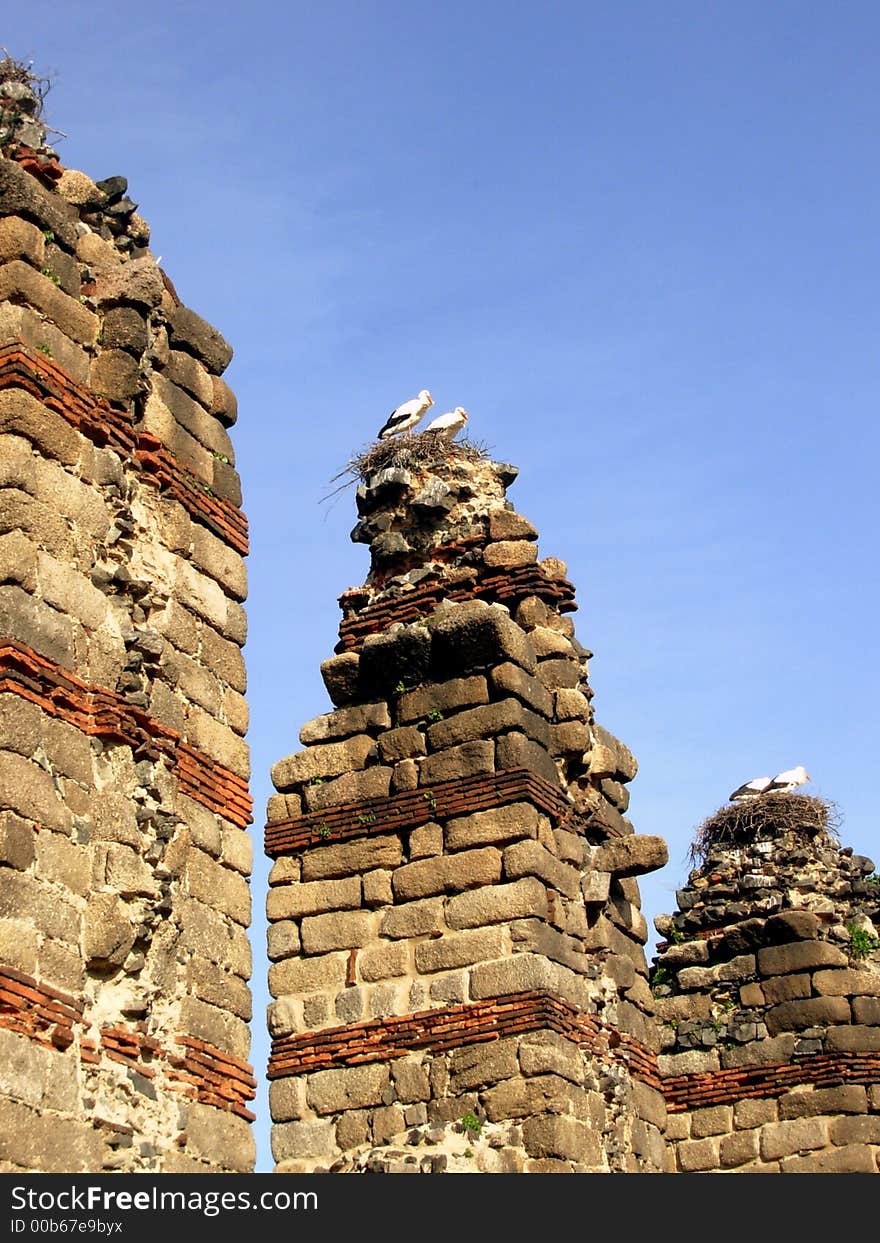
[
  {"xmin": 265, "ymin": 441, "xmax": 669, "ymax": 1172},
  {"xmin": 0, "ymin": 65, "xmax": 254, "ymax": 1172},
  {"xmin": 651, "ymin": 798, "xmax": 880, "ymax": 1172}
]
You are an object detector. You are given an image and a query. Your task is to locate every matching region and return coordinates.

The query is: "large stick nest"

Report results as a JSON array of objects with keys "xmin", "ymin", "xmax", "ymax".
[
  {"xmin": 324, "ymin": 431, "xmax": 491, "ymax": 503},
  {"xmin": 689, "ymin": 792, "xmax": 839, "ymax": 864}
]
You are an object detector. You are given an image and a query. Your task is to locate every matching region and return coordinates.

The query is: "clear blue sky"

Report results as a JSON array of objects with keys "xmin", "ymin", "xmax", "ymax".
[{"xmin": 6, "ymin": 2, "xmax": 880, "ymax": 1174}]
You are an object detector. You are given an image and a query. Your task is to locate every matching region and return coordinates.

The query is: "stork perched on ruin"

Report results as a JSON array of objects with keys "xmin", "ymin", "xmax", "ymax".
[
  {"xmin": 423, "ymin": 407, "xmax": 468, "ymax": 440},
  {"xmin": 377, "ymin": 390, "xmax": 434, "ymax": 439},
  {"xmin": 729, "ymin": 765, "xmax": 811, "ymax": 802}
]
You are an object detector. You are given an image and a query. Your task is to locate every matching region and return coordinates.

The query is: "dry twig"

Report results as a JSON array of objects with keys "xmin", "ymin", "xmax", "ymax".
[{"xmin": 689, "ymin": 792, "xmax": 839, "ymax": 864}]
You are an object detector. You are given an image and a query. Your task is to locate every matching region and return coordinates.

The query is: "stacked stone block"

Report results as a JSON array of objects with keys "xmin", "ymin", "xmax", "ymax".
[
  {"xmin": 652, "ymin": 800, "xmax": 880, "ymax": 1172},
  {"xmin": 0, "ymin": 66, "xmax": 254, "ymax": 1172},
  {"xmin": 266, "ymin": 444, "xmax": 668, "ymax": 1172}
]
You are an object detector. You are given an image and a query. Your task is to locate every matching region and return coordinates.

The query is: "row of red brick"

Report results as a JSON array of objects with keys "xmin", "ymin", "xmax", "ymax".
[
  {"xmin": 336, "ymin": 563, "xmax": 578, "ymax": 650},
  {"xmin": 269, "ymin": 989, "xmax": 661, "ymax": 1091},
  {"xmin": 0, "ymin": 640, "xmax": 253, "ymax": 828},
  {"xmin": 0, "ymin": 965, "xmax": 256, "ymax": 1120},
  {"xmin": 663, "ymin": 1052, "xmax": 880, "ymax": 1112},
  {"xmin": 264, "ymin": 766, "xmax": 573, "ymax": 857},
  {"xmin": 0, "ymin": 344, "xmax": 248, "ymax": 554}
]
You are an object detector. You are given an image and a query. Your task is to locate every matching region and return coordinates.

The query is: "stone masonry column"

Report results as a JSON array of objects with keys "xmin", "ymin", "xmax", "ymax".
[
  {"xmin": 265, "ymin": 437, "xmax": 669, "ymax": 1172},
  {"xmin": 652, "ymin": 793, "xmax": 880, "ymax": 1173},
  {"xmin": 0, "ymin": 61, "xmax": 255, "ymax": 1172}
]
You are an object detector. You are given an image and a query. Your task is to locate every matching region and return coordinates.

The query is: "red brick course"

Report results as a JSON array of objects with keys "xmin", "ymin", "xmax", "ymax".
[
  {"xmin": 663, "ymin": 1053, "xmax": 880, "ymax": 1112},
  {"xmin": 0, "ymin": 964, "xmax": 82, "ymax": 1051},
  {"xmin": 0, "ymin": 640, "xmax": 252, "ymax": 828},
  {"xmin": 336, "ymin": 564, "xmax": 577, "ymax": 651},
  {"xmin": 264, "ymin": 767, "xmax": 573, "ymax": 857},
  {"xmin": 268, "ymin": 989, "xmax": 660, "ymax": 1089},
  {"xmin": 0, "ymin": 966, "xmax": 255, "ymax": 1119},
  {"xmin": 0, "ymin": 344, "xmax": 248, "ymax": 555}
]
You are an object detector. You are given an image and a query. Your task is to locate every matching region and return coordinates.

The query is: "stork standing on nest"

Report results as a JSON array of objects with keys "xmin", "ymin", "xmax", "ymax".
[
  {"xmin": 729, "ymin": 765, "xmax": 811, "ymax": 802},
  {"xmin": 377, "ymin": 390, "xmax": 434, "ymax": 439},
  {"xmin": 423, "ymin": 407, "xmax": 468, "ymax": 439}
]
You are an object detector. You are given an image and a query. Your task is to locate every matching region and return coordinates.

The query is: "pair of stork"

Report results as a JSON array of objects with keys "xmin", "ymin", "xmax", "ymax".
[
  {"xmin": 377, "ymin": 390, "xmax": 467, "ymax": 441},
  {"xmin": 729, "ymin": 765, "xmax": 811, "ymax": 802}
]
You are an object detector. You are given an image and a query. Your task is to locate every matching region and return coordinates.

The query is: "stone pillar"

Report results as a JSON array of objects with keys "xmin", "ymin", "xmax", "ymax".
[
  {"xmin": 265, "ymin": 437, "xmax": 668, "ymax": 1172},
  {"xmin": 652, "ymin": 793, "xmax": 880, "ymax": 1172},
  {"xmin": 0, "ymin": 59, "xmax": 254, "ymax": 1172}
]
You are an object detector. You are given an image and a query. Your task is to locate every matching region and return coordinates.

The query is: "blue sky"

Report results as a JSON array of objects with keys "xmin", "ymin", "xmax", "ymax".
[{"xmin": 6, "ymin": 2, "xmax": 880, "ymax": 1173}]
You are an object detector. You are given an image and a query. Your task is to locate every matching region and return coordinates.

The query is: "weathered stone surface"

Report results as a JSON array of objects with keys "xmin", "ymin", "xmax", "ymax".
[
  {"xmin": 495, "ymin": 732, "xmax": 559, "ymax": 786},
  {"xmin": 0, "ymin": 160, "xmax": 79, "ymax": 248},
  {"xmin": 759, "ymin": 1117, "xmax": 828, "ymax": 1160},
  {"xmin": 488, "ymin": 509, "xmax": 538, "ymax": 541},
  {"xmin": 676, "ymin": 1137, "xmax": 721, "ymax": 1172},
  {"xmin": 445, "ymin": 802, "xmax": 539, "ymax": 851},
  {"xmin": 549, "ymin": 721, "xmax": 590, "ymax": 756},
  {"xmin": 503, "ymin": 839, "xmax": 581, "ymax": 898},
  {"xmin": 779, "ymin": 1085, "xmax": 868, "ymax": 1119},
  {"xmin": 95, "ymin": 256, "xmax": 164, "ymax": 309},
  {"xmin": 491, "ymin": 663, "xmax": 554, "ymax": 717},
  {"xmin": 430, "ymin": 602, "xmax": 536, "ymax": 677},
  {"xmin": 415, "ymin": 927, "xmax": 504, "ymax": 973},
  {"xmin": 185, "ymin": 1102, "xmax": 255, "ymax": 1172},
  {"xmin": 761, "ymin": 973, "xmax": 811, "ymax": 1004},
  {"xmin": 377, "ymin": 726, "xmax": 426, "ymax": 762},
  {"xmin": 271, "ymin": 734, "xmax": 374, "ymax": 789},
  {"xmin": 268, "ymin": 951, "xmax": 348, "ymax": 998},
  {"xmin": 266, "ymin": 877, "xmax": 361, "ymax": 921},
  {"xmin": 591, "ymin": 835, "xmax": 668, "ymax": 878},
  {"xmin": 301, "ymin": 910, "xmax": 375, "ymax": 954},
  {"xmin": 359, "ymin": 627, "xmax": 431, "ymax": 698},
  {"xmin": 446, "ymin": 877, "xmax": 548, "ymax": 929},
  {"xmin": 427, "ymin": 698, "xmax": 550, "ymax": 751},
  {"xmin": 303, "ymin": 765, "xmax": 391, "ymax": 811},
  {"xmin": 765, "ymin": 995, "xmax": 851, "ymax": 1034},
  {"xmin": 56, "ymin": 168, "xmax": 105, "ymax": 207},
  {"xmin": 0, "ymin": 1098, "xmax": 103, "ymax": 1172},
  {"xmin": 90, "ymin": 348, "xmax": 143, "ymax": 402},
  {"xmin": 320, "ymin": 653, "xmax": 361, "ymax": 706},
  {"xmin": 393, "ymin": 847, "xmax": 502, "ymax": 901},
  {"xmin": 534, "ymin": 658, "xmax": 580, "ymax": 690},
  {"xmin": 169, "ymin": 304, "xmax": 233, "ymax": 374},
  {"xmin": 82, "ymin": 892, "xmax": 135, "ymax": 967},
  {"xmin": 359, "ymin": 941, "xmax": 408, "ymax": 981},
  {"xmin": 419, "ymin": 740, "xmax": 494, "ymax": 784},
  {"xmin": 824, "ymin": 1024, "xmax": 880, "ymax": 1052},
  {"xmin": 757, "ymin": 940, "xmax": 848, "ymax": 975},
  {"xmin": 590, "ymin": 724, "xmax": 638, "ymax": 780},
  {"xmin": 523, "ymin": 1115, "xmax": 599, "ymax": 1163},
  {"xmin": 781, "ymin": 1145, "xmax": 877, "ymax": 1173},
  {"xmin": 379, "ymin": 897, "xmax": 444, "ymax": 939},
  {"xmin": 482, "ymin": 539, "xmax": 538, "ymax": 568},
  {"xmin": 301, "ymin": 835, "xmax": 403, "ymax": 881},
  {"xmin": 300, "ymin": 701, "xmax": 391, "ymax": 745},
  {"xmin": 0, "ymin": 215, "xmax": 45, "ymax": 265},
  {"xmin": 812, "ymin": 967, "xmax": 880, "ymax": 997},
  {"xmin": 210, "ymin": 374, "xmax": 238, "ymax": 426},
  {"xmin": 398, "ymin": 676, "xmax": 488, "ymax": 722},
  {"xmin": 307, "ymin": 1064, "xmax": 390, "ymax": 1116}
]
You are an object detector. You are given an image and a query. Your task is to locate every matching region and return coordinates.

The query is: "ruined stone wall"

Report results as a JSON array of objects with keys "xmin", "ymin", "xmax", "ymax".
[
  {"xmin": 0, "ymin": 73, "xmax": 254, "ymax": 1172},
  {"xmin": 651, "ymin": 801, "xmax": 880, "ymax": 1172},
  {"xmin": 265, "ymin": 443, "xmax": 669, "ymax": 1172}
]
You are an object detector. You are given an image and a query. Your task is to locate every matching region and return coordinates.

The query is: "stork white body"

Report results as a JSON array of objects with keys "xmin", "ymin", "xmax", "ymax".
[
  {"xmin": 377, "ymin": 389, "xmax": 434, "ymax": 439},
  {"xmin": 423, "ymin": 407, "xmax": 468, "ymax": 439},
  {"xmin": 729, "ymin": 765, "xmax": 811, "ymax": 801}
]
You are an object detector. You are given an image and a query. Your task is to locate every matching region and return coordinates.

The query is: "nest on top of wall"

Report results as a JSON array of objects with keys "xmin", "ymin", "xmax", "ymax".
[
  {"xmin": 323, "ymin": 432, "xmax": 492, "ymax": 507},
  {"xmin": 689, "ymin": 792, "xmax": 839, "ymax": 864}
]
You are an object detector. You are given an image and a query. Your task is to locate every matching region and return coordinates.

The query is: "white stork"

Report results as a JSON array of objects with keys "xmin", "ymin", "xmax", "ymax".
[
  {"xmin": 377, "ymin": 390, "xmax": 433, "ymax": 439},
  {"xmin": 423, "ymin": 407, "xmax": 468, "ymax": 439},
  {"xmin": 729, "ymin": 765, "xmax": 811, "ymax": 801}
]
